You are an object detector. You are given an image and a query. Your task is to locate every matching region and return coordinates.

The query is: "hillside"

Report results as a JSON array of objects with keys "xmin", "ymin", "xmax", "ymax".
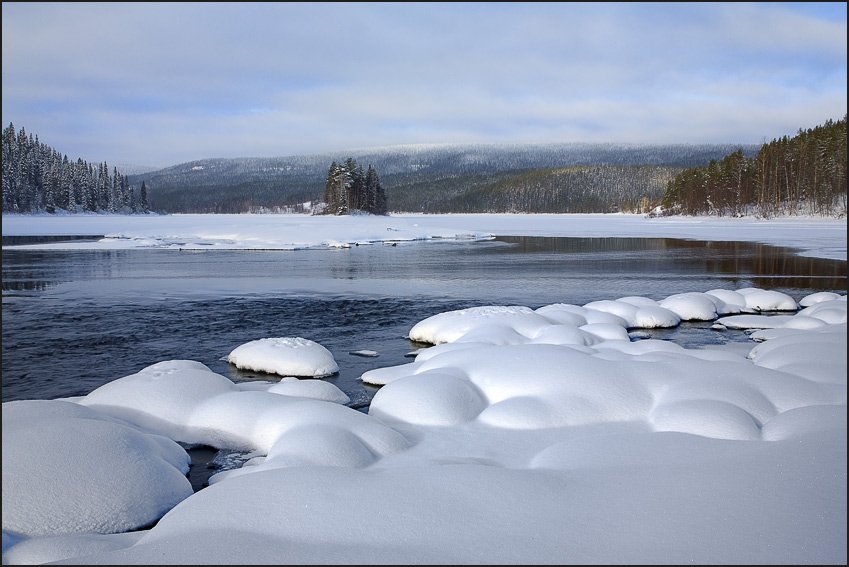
[
  {"xmin": 129, "ymin": 143, "xmax": 758, "ymax": 214},
  {"xmin": 659, "ymin": 116, "xmax": 847, "ymax": 218}
]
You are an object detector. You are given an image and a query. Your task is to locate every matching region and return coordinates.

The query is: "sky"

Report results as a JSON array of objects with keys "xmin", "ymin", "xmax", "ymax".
[
  {"xmin": 2, "ymin": 215, "xmax": 846, "ymax": 563},
  {"xmin": 2, "ymin": 2, "xmax": 846, "ymax": 169}
]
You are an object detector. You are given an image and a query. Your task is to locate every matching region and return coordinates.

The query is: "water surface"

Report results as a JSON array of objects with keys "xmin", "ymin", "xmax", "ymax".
[{"xmin": 3, "ymin": 236, "xmax": 846, "ymax": 407}]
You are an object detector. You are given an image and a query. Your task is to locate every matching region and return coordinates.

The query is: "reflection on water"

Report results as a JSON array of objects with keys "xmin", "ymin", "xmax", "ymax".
[
  {"xmin": 497, "ymin": 236, "xmax": 847, "ymax": 291},
  {"xmin": 1, "ymin": 235, "xmax": 105, "ymax": 246},
  {"xmin": 2, "ymin": 237, "xmax": 846, "ymax": 301},
  {"xmin": 492, "ymin": 236, "xmax": 847, "ymax": 292},
  {"xmin": 2, "ymin": 236, "xmax": 846, "ymax": 405},
  {"xmin": 497, "ymin": 236, "xmax": 680, "ymax": 253},
  {"xmin": 2, "ymin": 250, "xmax": 137, "ymax": 294},
  {"xmin": 2, "ymin": 280, "xmax": 51, "ymax": 292}
]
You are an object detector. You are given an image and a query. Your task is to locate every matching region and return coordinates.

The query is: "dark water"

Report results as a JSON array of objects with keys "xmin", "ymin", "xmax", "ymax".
[
  {"xmin": 3, "ymin": 235, "xmax": 846, "ymax": 490},
  {"xmin": 2, "ymin": 236, "xmax": 846, "ymax": 407}
]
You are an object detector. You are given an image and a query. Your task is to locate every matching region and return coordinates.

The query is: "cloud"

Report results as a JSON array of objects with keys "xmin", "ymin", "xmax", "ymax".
[{"xmin": 2, "ymin": 2, "xmax": 846, "ymax": 167}]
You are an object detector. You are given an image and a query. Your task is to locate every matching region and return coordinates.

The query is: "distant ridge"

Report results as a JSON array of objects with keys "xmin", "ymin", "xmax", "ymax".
[
  {"xmin": 128, "ymin": 142, "xmax": 760, "ymax": 214},
  {"xmin": 113, "ymin": 163, "xmax": 164, "ymax": 176}
]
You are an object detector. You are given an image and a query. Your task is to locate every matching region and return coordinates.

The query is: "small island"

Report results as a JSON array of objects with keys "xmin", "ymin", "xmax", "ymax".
[{"xmin": 320, "ymin": 157, "xmax": 387, "ymax": 216}]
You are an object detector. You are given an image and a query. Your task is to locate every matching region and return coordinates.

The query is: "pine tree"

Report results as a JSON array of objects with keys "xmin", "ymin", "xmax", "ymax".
[
  {"xmin": 320, "ymin": 159, "xmax": 388, "ymax": 216},
  {"xmin": 84, "ymin": 163, "xmax": 97, "ymax": 211},
  {"xmin": 323, "ymin": 161, "xmax": 340, "ymax": 214},
  {"xmin": 335, "ymin": 164, "xmax": 351, "ymax": 215},
  {"xmin": 139, "ymin": 181, "xmax": 149, "ymax": 213},
  {"xmin": 121, "ymin": 174, "xmax": 131, "ymax": 211},
  {"xmin": 659, "ymin": 116, "xmax": 846, "ymax": 217},
  {"xmin": 109, "ymin": 167, "xmax": 120, "ymax": 213},
  {"xmin": 2, "ymin": 123, "xmax": 19, "ymax": 212},
  {"xmin": 365, "ymin": 164, "xmax": 387, "ymax": 215},
  {"xmin": 350, "ymin": 162, "xmax": 365, "ymax": 211},
  {"xmin": 59, "ymin": 155, "xmax": 72, "ymax": 211},
  {"xmin": 1, "ymin": 124, "xmax": 136, "ymax": 214}
]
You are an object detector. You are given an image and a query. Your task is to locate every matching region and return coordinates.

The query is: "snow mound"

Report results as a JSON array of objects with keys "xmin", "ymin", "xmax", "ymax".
[
  {"xmin": 2, "ymin": 400, "xmax": 192, "ymax": 537},
  {"xmin": 227, "ymin": 337, "xmax": 339, "ymax": 377},
  {"xmin": 267, "ymin": 377, "xmax": 350, "ymax": 404}
]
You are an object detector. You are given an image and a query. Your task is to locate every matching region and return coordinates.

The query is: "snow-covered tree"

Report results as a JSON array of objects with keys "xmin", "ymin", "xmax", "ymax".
[
  {"xmin": 320, "ymin": 158, "xmax": 387, "ymax": 215},
  {"xmin": 365, "ymin": 164, "xmax": 387, "ymax": 215},
  {"xmin": 1, "ymin": 124, "xmax": 140, "ymax": 214}
]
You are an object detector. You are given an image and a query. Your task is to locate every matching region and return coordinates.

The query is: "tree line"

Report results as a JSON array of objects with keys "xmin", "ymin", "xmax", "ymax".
[
  {"xmin": 132, "ymin": 157, "xmax": 324, "ymax": 213},
  {"xmin": 2, "ymin": 123, "xmax": 149, "ymax": 214},
  {"xmin": 658, "ymin": 116, "xmax": 847, "ymax": 218},
  {"xmin": 133, "ymin": 143, "xmax": 751, "ymax": 214},
  {"xmin": 321, "ymin": 157, "xmax": 387, "ymax": 215},
  {"xmin": 384, "ymin": 165, "xmax": 676, "ymax": 214},
  {"xmin": 18, "ymin": 119, "xmax": 834, "ymax": 218}
]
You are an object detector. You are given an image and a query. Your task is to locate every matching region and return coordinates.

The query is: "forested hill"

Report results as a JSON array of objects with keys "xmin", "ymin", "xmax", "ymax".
[
  {"xmin": 129, "ymin": 143, "xmax": 758, "ymax": 214},
  {"xmin": 2, "ymin": 123, "xmax": 149, "ymax": 214},
  {"xmin": 658, "ymin": 116, "xmax": 847, "ymax": 218}
]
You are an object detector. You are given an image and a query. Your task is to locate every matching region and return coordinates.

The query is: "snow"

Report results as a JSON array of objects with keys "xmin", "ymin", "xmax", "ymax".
[
  {"xmin": 1, "ymin": 213, "xmax": 847, "ymax": 565},
  {"xmin": 226, "ymin": 337, "xmax": 339, "ymax": 378},
  {"xmin": 0, "ymin": 214, "xmax": 496, "ymax": 250},
  {"xmin": 1, "ymin": 212, "xmax": 846, "ymax": 261},
  {"xmin": 1, "ymin": 400, "xmax": 193, "ymax": 538},
  {"xmin": 267, "ymin": 377, "xmax": 350, "ymax": 405},
  {"xmin": 349, "ymin": 349, "xmax": 379, "ymax": 357}
]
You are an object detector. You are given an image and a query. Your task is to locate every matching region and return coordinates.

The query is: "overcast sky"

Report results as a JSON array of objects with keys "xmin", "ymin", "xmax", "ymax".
[{"xmin": 2, "ymin": 2, "xmax": 846, "ymax": 169}]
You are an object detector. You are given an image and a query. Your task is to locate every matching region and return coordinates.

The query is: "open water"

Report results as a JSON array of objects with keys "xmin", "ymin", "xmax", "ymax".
[
  {"xmin": 3, "ymin": 235, "xmax": 846, "ymax": 406},
  {"xmin": 3, "ymin": 235, "xmax": 846, "ymax": 488}
]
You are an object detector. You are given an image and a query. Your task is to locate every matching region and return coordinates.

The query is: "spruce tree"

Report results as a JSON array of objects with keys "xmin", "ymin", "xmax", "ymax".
[
  {"xmin": 349, "ymin": 162, "xmax": 365, "ymax": 211},
  {"xmin": 365, "ymin": 164, "xmax": 387, "ymax": 215},
  {"xmin": 323, "ymin": 161, "xmax": 340, "ymax": 214},
  {"xmin": 140, "ymin": 181, "xmax": 149, "ymax": 213},
  {"xmin": 335, "ymin": 164, "xmax": 351, "ymax": 215}
]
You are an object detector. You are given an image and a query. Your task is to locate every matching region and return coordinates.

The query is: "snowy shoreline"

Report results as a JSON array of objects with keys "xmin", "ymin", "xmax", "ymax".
[{"xmin": 2, "ymin": 212, "xmax": 847, "ymax": 261}]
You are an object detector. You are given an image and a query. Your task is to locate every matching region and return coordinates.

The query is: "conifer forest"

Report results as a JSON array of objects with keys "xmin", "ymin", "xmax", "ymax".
[{"xmin": 3, "ymin": 116, "xmax": 845, "ymax": 218}]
